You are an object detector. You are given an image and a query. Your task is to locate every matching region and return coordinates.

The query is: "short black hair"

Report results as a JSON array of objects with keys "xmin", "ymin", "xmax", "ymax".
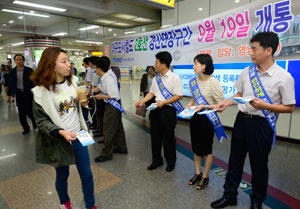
[
  {"xmin": 250, "ymin": 32, "xmax": 279, "ymax": 56},
  {"xmin": 83, "ymin": 57, "xmax": 90, "ymax": 65},
  {"xmin": 95, "ymin": 56, "xmax": 110, "ymax": 72},
  {"xmin": 155, "ymin": 51, "xmax": 172, "ymax": 68},
  {"xmin": 194, "ymin": 54, "xmax": 214, "ymax": 75},
  {"xmin": 14, "ymin": 54, "xmax": 25, "ymax": 61},
  {"xmin": 89, "ymin": 56, "xmax": 99, "ymax": 65},
  {"xmin": 146, "ymin": 66, "xmax": 155, "ymax": 72}
]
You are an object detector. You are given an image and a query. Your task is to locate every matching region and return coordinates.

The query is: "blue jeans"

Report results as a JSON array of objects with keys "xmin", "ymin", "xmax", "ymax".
[{"xmin": 55, "ymin": 140, "xmax": 95, "ymax": 209}]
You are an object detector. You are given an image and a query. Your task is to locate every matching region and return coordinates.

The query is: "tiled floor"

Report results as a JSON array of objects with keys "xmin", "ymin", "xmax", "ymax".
[{"xmin": 0, "ymin": 80, "xmax": 299, "ymax": 209}]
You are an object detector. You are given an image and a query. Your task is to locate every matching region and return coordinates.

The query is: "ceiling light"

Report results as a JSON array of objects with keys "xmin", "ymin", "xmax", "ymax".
[
  {"xmin": 9, "ymin": 20, "xmax": 15, "ymax": 24},
  {"xmin": 0, "ymin": 34, "xmax": 2, "ymax": 36},
  {"xmin": 12, "ymin": 42, "xmax": 24, "ymax": 46},
  {"xmin": 18, "ymin": 16, "xmax": 24, "ymax": 19},
  {"xmin": 64, "ymin": 48, "xmax": 80, "ymax": 51},
  {"xmin": 112, "ymin": 13, "xmax": 137, "ymax": 20},
  {"xmin": 198, "ymin": 8, "xmax": 203, "ymax": 11},
  {"xmin": 2, "ymin": 9, "xmax": 50, "ymax": 18},
  {"xmin": 235, "ymin": 0, "xmax": 240, "ymax": 3},
  {"xmin": 75, "ymin": 40, "xmax": 103, "ymax": 45},
  {"xmin": 30, "ymin": 10, "xmax": 35, "ymax": 13},
  {"xmin": 162, "ymin": 24, "xmax": 173, "ymax": 29},
  {"xmin": 124, "ymin": 31, "xmax": 136, "ymax": 35},
  {"xmin": 95, "ymin": 31, "xmax": 99, "ymax": 34},
  {"xmin": 113, "ymin": 34, "xmax": 117, "ymax": 36},
  {"xmin": 0, "ymin": 47, "xmax": 3, "ymax": 50},
  {"xmin": 112, "ymin": 22, "xmax": 131, "ymax": 27},
  {"xmin": 13, "ymin": 1, "xmax": 66, "ymax": 12},
  {"xmin": 2, "ymin": 24, "xmax": 7, "ymax": 26},
  {"xmin": 78, "ymin": 25, "xmax": 99, "ymax": 31},
  {"xmin": 95, "ymin": 19, "xmax": 116, "ymax": 24},
  {"xmin": 52, "ymin": 32, "xmax": 67, "ymax": 36},
  {"xmin": 108, "ymin": 28, "xmax": 112, "ymax": 32},
  {"xmin": 142, "ymin": 28, "xmax": 146, "ymax": 32},
  {"xmin": 132, "ymin": 17, "xmax": 153, "ymax": 23}
]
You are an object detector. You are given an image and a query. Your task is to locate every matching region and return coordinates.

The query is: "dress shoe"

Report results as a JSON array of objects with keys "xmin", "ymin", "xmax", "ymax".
[
  {"xmin": 211, "ymin": 197, "xmax": 237, "ymax": 208},
  {"xmin": 22, "ymin": 129, "xmax": 30, "ymax": 135},
  {"xmin": 94, "ymin": 155, "xmax": 112, "ymax": 163},
  {"xmin": 165, "ymin": 164, "xmax": 175, "ymax": 172},
  {"xmin": 250, "ymin": 202, "xmax": 262, "ymax": 209},
  {"xmin": 147, "ymin": 162, "xmax": 163, "ymax": 170},
  {"xmin": 113, "ymin": 148, "xmax": 128, "ymax": 154},
  {"xmin": 97, "ymin": 139, "xmax": 104, "ymax": 144}
]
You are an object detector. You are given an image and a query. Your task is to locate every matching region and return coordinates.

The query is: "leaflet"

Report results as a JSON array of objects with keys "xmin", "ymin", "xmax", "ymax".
[
  {"xmin": 177, "ymin": 106, "xmax": 197, "ymax": 119},
  {"xmin": 146, "ymin": 103, "xmax": 157, "ymax": 111},
  {"xmin": 76, "ymin": 130, "xmax": 95, "ymax": 146},
  {"xmin": 197, "ymin": 109, "xmax": 216, "ymax": 115},
  {"xmin": 232, "ymin": 97, "xmax": 253, "ymax": 104}
]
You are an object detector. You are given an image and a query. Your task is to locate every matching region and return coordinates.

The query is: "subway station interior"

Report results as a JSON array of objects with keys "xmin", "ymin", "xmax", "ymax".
[{"xmin": 0, "ymin": 0, "xmax": 300, "ymax": 209}]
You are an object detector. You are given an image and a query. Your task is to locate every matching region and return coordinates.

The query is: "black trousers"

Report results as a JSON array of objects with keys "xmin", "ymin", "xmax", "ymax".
[
  {"xmin": 223, "ymin": 112, "xmax": 273, "ymax": 204},
  {"xmin": 16, "ymin": 89, "xmax": 36, "ymax": 130},
  {"xmin": 101, "ymin": 103, "xmax": 127, "ymax": 156},
  {"xmin": 95, "ymin": 99, "xmax": 105, "ymax": 135},
  {"xmin": 149, "ymin": 106, "xmax": 177, "ymax": 166}
]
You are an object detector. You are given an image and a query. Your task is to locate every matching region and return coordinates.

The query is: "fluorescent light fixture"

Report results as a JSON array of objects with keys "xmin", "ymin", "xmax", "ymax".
[
  {"xmin": 78, "ymin": 25, "xmax": 99, "ymax": 31},
  {"xmin": 198, "ymin": 8, "xmax": 203, "ymax": 11},
  {"xmin": 0, "ymin": 153, "xmax": 17, "ymax": 160},
  {"xmin": 112, "ymin": 13, "xmax": 137, "ymax": 20},
  {"xmin": 2, "ymin": 9, "xmax": 50, "ymax": 18},
  {"xmin": 2, "ymin": 24, "xmax": 7, "ymax": 26},
  {"xmin": 96, "ymin": 32, "xmax": 99, "ymax": 34},
  {"xmin": 162, "ymin": 24, "xmax": 173, "ymax": 29},
  {"xmin": 0, "ymin": 47, "xmax": 3, "ymax": 50},
  {"xmin": 95, "ymin": 19, "xmax": 116, "ymax": 24},
  {"xmin": 124, "ymin": 31, "xmax": 136, "ymax": 35},
  {"xmin": 18, "ymin": 16, "xmax": 24, "ymax": 19},
  {"xmin": 64, "ymin": 48, "xmax": 80, "ymax": 51},
  {"xmin": 133, "ymin": 17, "xmax": 153, "ymax": 23},
  {"xmin": 75, "ymin": 40, "xmax": 102, "ymax": 44},
  {"xmin": 112, "ymin": 22, "xmax": 131, "ymax": 27},
  {"xmin": 0, "ymin": 34, "xmax": 2, "ymax": 36},
  {"xmin": 9, "ymin": 20, "xmax": 15, "ymax": 24},
  {"xmin": 108, "ymin": 28, "xmax": 112, "ymax": 32},
  {"xmin": 52, "ymin": 32, "xmax": 67, "ymax": 36},
  {"xmin": 113, "ymin": 34, "xmax": 117, "ymax": 36},
  {"xmin": 142, "ymin": 28, "xmax": 146, "ymax": 32},
  {"xmin": 235, "ymin": 0, "xmax": 240, "ymax": 3},
  {"xmin": 30, "ymin": 10, "xmax": 35, "ymax": 13},
  {"xmin": 13, "ymin": 1, "xmax": 66, "ymax": 12},
  {"xmin": 12, "ymin": 42, "xmax": 24, "ymax": 46}
]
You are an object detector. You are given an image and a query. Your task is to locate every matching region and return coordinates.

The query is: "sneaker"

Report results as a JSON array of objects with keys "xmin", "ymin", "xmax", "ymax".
[
  {"xmin": 188, "ymin": 173, "xmax": 202, "ymax": 185},
  {"xmin": 59, "ymin": 200, "xmax": 72, "ymax": 209},
  {"xmin": 92, "ymin": 206, "xmax": 98, "ymax": 209},
  {"xmin": 196, "ymin": 177, "xmax": 209, "ymax": 190}
]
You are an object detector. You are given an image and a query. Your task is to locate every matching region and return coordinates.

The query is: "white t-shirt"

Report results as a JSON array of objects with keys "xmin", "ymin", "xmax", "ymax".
[{"xmin": 50, "ymin": 80, "xmax": 81, "ymax": 133}]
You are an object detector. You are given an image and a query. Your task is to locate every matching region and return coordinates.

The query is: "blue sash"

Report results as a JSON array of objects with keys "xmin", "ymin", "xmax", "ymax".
[
  {"xmin": 102, "ymin": 92, "xmax": 126, "ymax": 114},
  {"xmin": 189, "ymin": 77, "xmax": 228, "ymax": 142},
  {"xmin": 156, "ymin": 74, "xmax": 184, "ymax": 113},
  {"xmin": 249, "ymin": 65, "xmax": 277, "ymax": 147}
]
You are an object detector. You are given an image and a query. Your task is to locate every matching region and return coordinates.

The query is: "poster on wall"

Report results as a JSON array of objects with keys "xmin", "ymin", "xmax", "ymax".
[{"xmin": 107, "ymin": 0, "xmax": 300, "ymax": 106}]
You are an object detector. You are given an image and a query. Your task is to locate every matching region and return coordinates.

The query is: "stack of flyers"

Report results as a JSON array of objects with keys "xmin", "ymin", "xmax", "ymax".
[
  {"xmin": 146, "ymin": 103, "xmax": 157, "ymax": 111},
  {"xmin": 232, "ymin": 97, "xmax": 253, "ymax": 104},
  {"xmin": 197, "ymin": 109, "xmax": 216, "ymax": 115},
  {"xmin": 177, "ymin": 106, "xmax": 197, "ymax": 119},
  {"xmin": 76, "ymin": 130, "xmax": 95, "ymax": 146}
]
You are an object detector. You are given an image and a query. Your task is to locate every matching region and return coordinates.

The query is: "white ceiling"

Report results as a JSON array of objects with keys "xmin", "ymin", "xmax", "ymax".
[{"xmin": 0, "ymin": 0, "xmax": 163, "ymax": 51}]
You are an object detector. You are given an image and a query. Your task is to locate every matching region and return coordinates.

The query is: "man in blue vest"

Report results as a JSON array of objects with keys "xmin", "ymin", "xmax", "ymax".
[{"xmin": 211, "ymin": 32, "xmax": 295, "ymax": 209}]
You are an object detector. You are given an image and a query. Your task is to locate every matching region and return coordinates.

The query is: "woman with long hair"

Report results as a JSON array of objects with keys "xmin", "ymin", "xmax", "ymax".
[{"xmin": 31, "ymin": 47, "xmax": 97, "ymax": 209}]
